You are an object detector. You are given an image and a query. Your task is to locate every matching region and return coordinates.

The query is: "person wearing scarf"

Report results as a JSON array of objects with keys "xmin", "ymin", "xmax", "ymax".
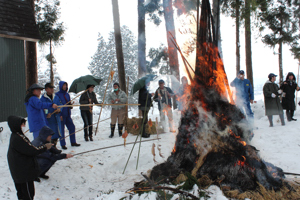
[
  {"xmin": 280, "ymin": 72, "xmax": 300, "ymax": 121},
  {"xmin": 154, "ymin": 79, "xmax": 176, "ymax": 132}
]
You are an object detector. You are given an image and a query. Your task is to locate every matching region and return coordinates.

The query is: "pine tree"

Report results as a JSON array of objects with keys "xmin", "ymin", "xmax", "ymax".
[
  {"xmin": 35, "ymin": 0, "xmax": 65, "ymax": 85},
  {"xmin": 88, "ymin": 26, "xmax": 139, "ymax": 103},
  {"xmin": 259, "ymin": 0, "xmax": 298, "ymax": 83}
]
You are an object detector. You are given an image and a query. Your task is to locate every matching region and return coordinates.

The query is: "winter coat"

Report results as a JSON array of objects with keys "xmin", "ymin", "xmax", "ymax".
[
  {"xmin": 154, "ymin": 87, "xmax": 174, "ymax": 111},
  {"xmin": 31, "ymin": 126, "xmax": 66, "ymax": 173},
  {"xmin": 280, "ymin": 80, "xmax": 298, "ymax": 110},
  {"xmin": 230, "ymin": 78, "xmax": 254, "ymax": 103},
  {"xmin": 107, "ymin": 89, "xmax": 127, "ymax": 110},
  {"xmin": 263, "ymin": 80, "xmax": 283, "ymax": 116},
  {"xmin": 138, "ymin": 86, "xmax": 153, "ymax": 111},
  {"xmin": 55, "ymin": 81, "xmax": 72, "ymax": 117},
  {"xmin": 7, "ymin": 116, "xmax": 47, "ymax": 183},
  {"xmin": 24, "ymin": 93, "xmax": 53, "ymax": 133},
  {"xmin": 40, "ymin": 93, "xmax": 62, "ymax": 139},
  {"xmin": 79, "ymin": 91, "xmax": 99, "ymax": 110}
]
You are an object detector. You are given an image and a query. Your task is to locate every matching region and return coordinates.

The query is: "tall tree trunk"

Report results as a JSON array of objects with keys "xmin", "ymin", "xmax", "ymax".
[
  {"xmin": 138, "ymin": 0, "xmax": 147, "ymax": 78},
  {"xmin": 213, "ymin": 0, "xmax": 222, "ymax": 56},
  {"xmin": 111, "ymin": 0, "xmax": 126, "ymax": 92},
  {"xmin": 50, "ymin": 38, "xmax": 54, "ymax": 85},
  {"xmin": 25, "ymin": 0, "xmax": 37, "ymax": 89},
  {"xmin": 278, "ymin": 42, "xmax": 283, "ymax": 83},
  {"xmin": 235, "ymin": 0, "xmax": 240, "ymax": 74},
  {"xmin": 163, "ymin": 0, "xmax": 180, "ymax": 80},
  {"xmin": 244, "ymin": 0, "xmax": 254, "ymax": 89}
]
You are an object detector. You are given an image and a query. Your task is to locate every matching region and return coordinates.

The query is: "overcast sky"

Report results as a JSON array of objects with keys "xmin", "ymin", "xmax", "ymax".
[{"xmin": 42, "ymin": 0, "xmax": 299, "ymax": 91}]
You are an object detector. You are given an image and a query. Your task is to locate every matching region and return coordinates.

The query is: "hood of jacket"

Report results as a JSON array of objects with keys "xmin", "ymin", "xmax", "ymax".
[
  {"xmin": 7, "ymin": 116, "xmax": 26, "ymax": 134},
  {"xmin": 265, "ymin": 80, "xmax": 273, "ymax": 84},
  {"xmin": 58, "ymin": 81, "xmax": 68, "ymax": 94},
  {"xmin": 33, "ymin": 126, "xmax": 54, "ymax": 144}
]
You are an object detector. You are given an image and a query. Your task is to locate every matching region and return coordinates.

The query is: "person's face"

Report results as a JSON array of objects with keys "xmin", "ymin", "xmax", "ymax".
[
  {"xmin": 271, "ymin": 76, "xmax": 276, "ymax": 82},
  {"xmin": 182, "ymin": 77, "xmax": 188, "ymax": 85},
  {"xmin": 159, "ymin": 82, "xmax": 165, "ymax": 89},
  {"xmin": 113, "ymin": 85, "xmax": 119, "ymax": 90},
  {"xmin": 32, "ymin": 89, "xmax": 42, "ymax": 97},
  {"xmin": 46, "ymin": 135, "xmax": 52, "ymax": 142},
  {"xmin": 45, "ymin": 87, "xmax": 54, "ymax": 95},
  {"xmin": 88, "ymin": 86, "xmax": 94, "ymax": 93},
  {"xmin": 62, "ymin": 83, "xmax": 67, "ymax": 91},
  {"xmin": 239, "ymin": 74, "xmax": 245, "ymax": 80},
  {"xmin": 21, "ymin": 123, "xmax": 26, "ymax": 128},
  {"xmin": 289, "ymin": 75, "xmax": 294, "ymax": 80}
]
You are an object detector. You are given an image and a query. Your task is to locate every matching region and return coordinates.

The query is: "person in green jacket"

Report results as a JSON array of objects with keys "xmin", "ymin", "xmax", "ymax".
[
  {"xmin": 107, "ymin": 83, "xmax": 128, "ymax": 138},
  {"xmin": 263, "ymin": 73, "xmax": 285, "ymax": 127},
  {"xmin": 79, "ymin": 85, "xmax": 99, "ymax": 141}
]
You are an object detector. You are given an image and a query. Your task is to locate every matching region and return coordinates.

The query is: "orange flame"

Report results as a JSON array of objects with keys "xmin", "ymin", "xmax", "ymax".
[
  {"xmin": 172, "ymin": 145, "xmax": 176, "ymax": 153},
  {"xmin": 148, "ymin": 119, "xmax": 153, "ymax": 127}
]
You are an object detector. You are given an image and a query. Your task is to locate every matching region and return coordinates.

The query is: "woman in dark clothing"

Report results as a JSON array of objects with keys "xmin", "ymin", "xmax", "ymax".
[
  {"xmin": 138, "ymin": 83, "xmax": 154, "ymax": 138},
  {"xmin": 280, "ymin": 72, "xmax": 300, "ymax": 121},
  {"xmin": 79, "ymin": 84, "xmax": 99, "ymax": 141},
  {"xmin": 7, "ymin": 116, "xmax": 52, "ymax": 200}
]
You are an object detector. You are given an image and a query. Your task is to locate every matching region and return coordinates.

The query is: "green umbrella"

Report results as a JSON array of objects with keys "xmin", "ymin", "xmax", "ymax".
[
  {"xmin": 69, "ymin": 75, "xmax": 102, "ymax": 93},
  {"xmin": 130, "ymin": 74, "xmax": 157, "ymax": 95}
]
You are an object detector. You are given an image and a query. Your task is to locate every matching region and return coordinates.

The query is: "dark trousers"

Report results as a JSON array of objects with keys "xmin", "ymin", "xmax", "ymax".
[
  {"xmin": 81, "ymin": 110, "xmax": 93, "ymax": 137},
  {"xmin": 141, "ymin": 109, "xmax": 149, "ymax": 135},
  {"xmin": 14, "ymin": 181, "xmax": 35, "ymax": 200}
]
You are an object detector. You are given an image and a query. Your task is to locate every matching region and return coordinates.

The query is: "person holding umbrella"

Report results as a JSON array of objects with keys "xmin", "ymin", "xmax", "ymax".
[
  {"xmin": 25, "ymin": 83, "xmax": 58, "ymax": 139},
  {"xmin": 79, "ymin": 84, "xmax": 99, "ymax": 141},
  {"xmin": 55, "ymin": 81, "xmax": 80, "ymax": 149},
  {"xmin": 107, "ymin": 83, "xmax": 128, "ymax": 138}
]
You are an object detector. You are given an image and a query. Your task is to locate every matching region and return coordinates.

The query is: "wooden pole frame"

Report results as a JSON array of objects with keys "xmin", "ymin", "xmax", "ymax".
[{"xmin": 95, "ymin": 63, "xmax": 114, "ymax": 135}]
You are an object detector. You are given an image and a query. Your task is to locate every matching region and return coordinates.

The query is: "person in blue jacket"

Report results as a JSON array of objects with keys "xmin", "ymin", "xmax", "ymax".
[
  {"xmin": 31, "ymin": 126, "xmax": 73, "ymax": 181},
  {"xmin": 40, "ymin": 83, "xmax": 63, "ymax": 148},
  {"xmin": 25, "ymin": 83, "xmax": 58, "ymax": 139},
  {"xmin": 230, "ymin": 70, "xmax": 254, "ymax": 120},
  {"xmin": 55, "ymin": 81, "xmax": 80, "ymax": 149}
]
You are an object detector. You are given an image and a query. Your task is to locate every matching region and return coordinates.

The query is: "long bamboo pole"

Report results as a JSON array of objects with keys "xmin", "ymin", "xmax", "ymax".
[
  {"xmin": 295, "ymin": 60, "xmax": 300, "ymax": 110},
  {"xmin": 57, "ymin": 103, "xmax": 139, "ymax": 108},
  {"xmin": 95, "ymin": 63, "xmax": 114, "ymax": 135},
  {"xmin": 73, "ymin": 138, "xmax": 160, "ymax": 156}
]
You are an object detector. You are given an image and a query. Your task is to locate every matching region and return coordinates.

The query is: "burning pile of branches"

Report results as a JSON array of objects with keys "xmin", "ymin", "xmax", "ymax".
[{"xmin": 132, "ymin": 0, "xmax": 300, "ymax": 197}]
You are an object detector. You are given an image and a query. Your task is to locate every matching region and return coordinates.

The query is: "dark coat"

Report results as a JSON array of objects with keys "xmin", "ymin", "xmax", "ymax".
[
  {"xmin": 55, "ymin": 81, "xmax": 72, "ymax": 117},
  {"xmin": 154, "ymin": 87, "xmax": 174, "ymax": 111},
  {"xmin": 280, "ymin": 73, "xmax": 298, "ymax": 110},
  {"xmin": 79, "ymin": 91, "xmax": 99, "ymax": 110},
  {"xmin": 31, "ymin": 126, "xmax": 66, "ymax": 173},
  {"xmin": 263, "ymin": 81, "xmax": 283, "ymax": 116},
  {"xmin": 138, "ymin": 86, "xmax": 153, "ymax": 110},
  {"xmin": 24, "ymin": 93, "xmax": 53, "ymax": 132},
  {"xmin": 7, "ymin": 116, "xmax": 47, "ymax": 183}
]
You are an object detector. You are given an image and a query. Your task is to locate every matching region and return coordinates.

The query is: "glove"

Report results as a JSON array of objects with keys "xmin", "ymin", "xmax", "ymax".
[
  {"xmin": 271, "ymin": 93, "xmax": 276, "ymax": 98},
  {"xmin": 278, "ymin": 90, "xmax": 282, "ymax": 94}
]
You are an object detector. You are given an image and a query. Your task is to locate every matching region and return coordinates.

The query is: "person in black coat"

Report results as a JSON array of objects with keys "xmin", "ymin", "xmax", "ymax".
[
  {"xmin": 79, "ymin": 84, "xmax": 99, "ymax": 141},
  {"xmin": 31, "ymin": 126, "xmax": 73, "ymax": 180},
  {"xmin": 7, "ymin": 116, "xmax": 52, "ymax": 200},
  {"xmin": 280, "ymin": 72, "xmax": 300, "ymax": 121},
  {"xmin": 138, "ymin": 83, "xmax": 154, "ymax": 138}
]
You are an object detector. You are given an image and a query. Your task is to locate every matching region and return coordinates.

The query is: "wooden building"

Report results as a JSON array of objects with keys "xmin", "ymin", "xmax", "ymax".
[{"xmin": 0, "ymin": 0, "xmax": 40, "ymax": 122}]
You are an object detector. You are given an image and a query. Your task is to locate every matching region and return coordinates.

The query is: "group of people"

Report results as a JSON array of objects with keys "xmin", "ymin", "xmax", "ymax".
[{"xmin": 230, "ymin": 70, "xmax": 299, "ymax": 127}]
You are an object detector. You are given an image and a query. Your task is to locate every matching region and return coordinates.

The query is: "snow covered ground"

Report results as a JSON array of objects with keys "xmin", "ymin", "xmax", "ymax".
[{"xmin": 0, "ymin": 94, "xmax": 300, "ymax": 200}]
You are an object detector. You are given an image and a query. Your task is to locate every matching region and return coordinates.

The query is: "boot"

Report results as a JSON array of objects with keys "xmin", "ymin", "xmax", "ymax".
[
  {"xmin": 89, "ymin": 135, "xmax": 93, "ymax": 141},
  {"xmin": 118, "ymin": 124, "xmax": 124, "ymax": 137},
  {"xmin": 109, "ymin": 124, "xmax": 115, "ymax": 138},
  {"xmin": 291, "ymin": 110, "xmax": 297, "ymax": 121},
  {"xmin": 286, "ymin": 110, "xmax": 291, "ymax": 121},
  {"xmin": 141, "ymin": 124, "xmax": 150, "ymax": 138},
  {"xmin": 84, "ymin": 136, "xmax": 89, "ymax": 142},
  {"xmin": 39, "ymin": 172, "xmax": 49, "ymax": 179},
  {"xmin": 267, "ymin": 115, "xmax": 273, "ymax": 127},
  {"xmin": 71, "ymin": 143, "xmax": 81, "ymax": 147},
  {"xmin": 61, "ymin": 146, "xmax": 67, "ymax": 150},
  {"xmin": 279, "ymin": 114, "xmax": 285, "ymax": 126}
]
